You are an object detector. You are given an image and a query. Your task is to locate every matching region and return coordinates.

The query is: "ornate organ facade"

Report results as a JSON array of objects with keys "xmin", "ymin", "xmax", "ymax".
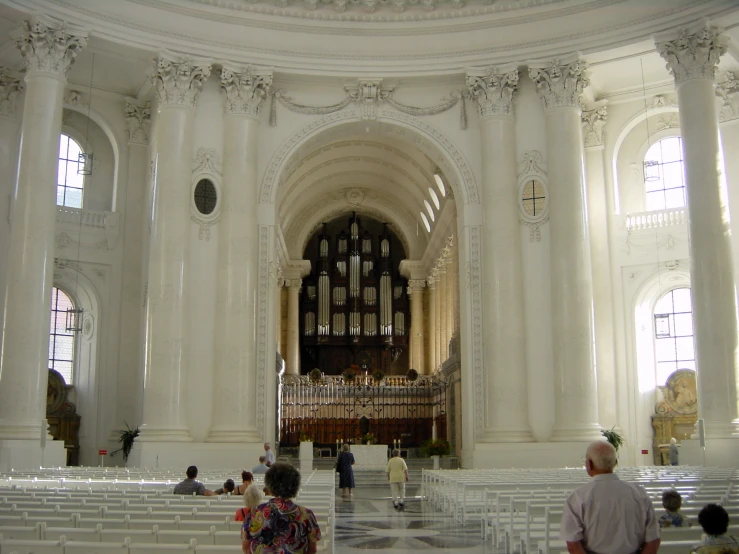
[{"xmin": 300, "ymin": 214, "xmax": 409, "ymax": 375}]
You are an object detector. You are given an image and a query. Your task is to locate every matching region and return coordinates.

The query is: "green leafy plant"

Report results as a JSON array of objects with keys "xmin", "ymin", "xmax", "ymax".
[
  {"xmin": 601, "ymin": 427, "xmax": 624, "ymax": 452},
  {"xmin": 309, "ymin": 368, "xmax": 322, "ymax": 383},
  {"xmin": 110, "ymin": 422, "xmax": 139, "ymax": 462},
  {"xmin": 362, "ymin": 433, "xmax": 376, "ymax": 444},
  {"xmin": 298, "ymin": 432, "xmax": 313, "ymax": 442},
  {"xmin": 421, "ymin": 438, "xmax": 451, "ymax": 457}
]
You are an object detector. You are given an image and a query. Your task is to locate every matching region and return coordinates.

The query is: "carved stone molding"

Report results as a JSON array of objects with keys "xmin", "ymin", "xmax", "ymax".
[
  {"xmin": 517, "ymin": 150, "xmax": 548, "ymax": 242},
  {"xmin": 0, "ymin": 69, "xmax": 24, "ymax": 119},
  {"xmin": 407, "ymin": 279, "xmax": 426, "ymax": 295},
  {"xmin": 528, "ymin": 57, "xmax": 588, "ymax": 109},
  {"xmin": 655, "ymin": 113, "xmax": 680, "ymax": 131},
  {"xmin": 345, "ymin": 79, "xmax": 395, "ymax": 120},
  {"xmin": 220, "ymin": 65, "xmax": 273, "ymax": 118},
  {"xmin": 657, "ymin": 26, "xmax": 726, "ymax": 85},
  {"xmin": 285, "ymin": 278, "xmax": 303, "ymax": 291},
  {"xmin": 151, "ymin": 53, "xmax": 212, "ymax": 108},
  {"xmin": 581, "ymin": 105, "xmax": 606, "ymax": 148},
  {"xmin": 466, "ymin": 66, "xmax": 519, "ymax": 119},
  {"xmin": 14, "ymin": 17, "xmax": 87, "ymax": 78},
  {"xmin": 651, "ymin": 94, "xmax": 677, "ymax": 109},
  {"xmin": 193, "ymin": 147, "xmax": 222, "ymax": 175},
  {"xmin": 125, "ymin": 98, "xmax": 152, "ymax": 145},
  {"xmin": 716, "ymin": 71, "xmax": 739, "ymax": 123}
]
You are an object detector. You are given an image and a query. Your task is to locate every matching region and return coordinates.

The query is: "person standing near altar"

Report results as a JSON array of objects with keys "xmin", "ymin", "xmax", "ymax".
[
  {"xmin": 386, "ymin": 449, "xmax": 409, "ymax": 510},
  {"xmin": 337, "ymin": 443, "xmax": 355, "ymax": 499}
]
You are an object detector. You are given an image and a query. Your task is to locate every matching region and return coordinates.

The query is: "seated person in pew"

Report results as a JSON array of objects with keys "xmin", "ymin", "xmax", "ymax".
[
  {"xmin": 560, "ymin": 441, "xmax": 660, "ymax": 554},
  {"xmin": 242, "ymin": 463, "xmax": 321, "ymax": 554},
  {"xmin": 173, "ymin": 465, "xmax": 217, "ymax": 496},
  {"xmin": 252, "ymin": 456, "xmax": 270, "ymax": 474},
  {"xmin": 234, "ymin": 471, "xmax": 254, "ymax": 496},
  {"xmin": 660, "ymin": 489, "xmax": 692, "ymax": 528},
  {"xmin": 214, "ymin": 479, "xmax": 236, "ymax": 495},
  {"xmin": 235, "ymin": 483, "xmax": 265, "ymax": 522},
  {"xmin": 692, "ymin": 504, "xmax": 739, "ymax": 554}
]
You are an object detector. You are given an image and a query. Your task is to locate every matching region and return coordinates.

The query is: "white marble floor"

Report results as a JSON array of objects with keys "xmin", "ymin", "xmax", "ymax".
[{"xmin": 334, "ymin": 484, "xmax": 497, "ymax": 554}]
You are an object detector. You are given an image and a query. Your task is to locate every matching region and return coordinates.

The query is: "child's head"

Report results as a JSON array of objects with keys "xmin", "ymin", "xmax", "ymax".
[
  {"xmin": 698, "ymin": 504, "xmax": 730, "ymax": 536},
  {"xmin": 662, "ymin": 489, "xmax": 682, "ymax": 513}
]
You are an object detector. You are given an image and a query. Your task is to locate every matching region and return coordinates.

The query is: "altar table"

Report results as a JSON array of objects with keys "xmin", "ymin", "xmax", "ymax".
[{"xmin": 349, "ymin": 445, "xmax": 388, "ymax": 470}]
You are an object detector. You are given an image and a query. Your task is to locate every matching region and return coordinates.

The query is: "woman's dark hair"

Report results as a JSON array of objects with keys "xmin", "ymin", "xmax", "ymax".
[
  {"xmin": 265, "ymin": 462, "xmax": 301, "ymax": 499},
  {"xmin": 698, "ymin": 504, "xmax": 730, "ymax": 536},
  {"xmin": 223, "ymin": 479, "xmax": 235, "ymax": 493},
  {"xmin": 242, "ymin": 471, "xmax": 253, "ymax": 482},
  {"xmin": 662, "ymin": 489, "xmax": 682, "ymax": 512}
]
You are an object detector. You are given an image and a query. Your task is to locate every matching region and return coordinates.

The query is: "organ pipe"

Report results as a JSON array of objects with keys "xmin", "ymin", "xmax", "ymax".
[
  {"xmin": 380, "ymin": 274, "xmax": 392, "ymax": 336},
  {"xmin": 318, "ymin": 273, "xmax": 330, "ymax": 335},
  {"xmin": 350, "ymin": 254, "xmax": 360, "ymax": 298}
]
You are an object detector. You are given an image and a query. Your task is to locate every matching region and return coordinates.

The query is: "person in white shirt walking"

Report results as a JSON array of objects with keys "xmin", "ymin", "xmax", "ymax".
[
  {"xmin": 263, "ymin": 442, "xmax": 276, "ymax": 467},
  {"xmin": 386, "ymin": 449, "xmax": 409, "ymax": 510}
]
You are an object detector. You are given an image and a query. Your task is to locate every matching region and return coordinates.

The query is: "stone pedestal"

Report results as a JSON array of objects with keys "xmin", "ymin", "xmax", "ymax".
[
  {"xmin": 138, "ymin": 54, "xmax": 211, "ymax": 443},
  {"xmin": 467, "ymin": 66, "xmax": 532, "ymax": 442},
  {"xmin": 208, "ymin": 66, "xmax": 272, "ymax": 442},
  {"xmin": 0, "ymin": 19, "xmax": 86, "ymax": 447},
  {"xmin": 658, "ymin": 27, "xmax": 739, "ymax": 439},
  {"xmin": 529, "ymin": 57, "xmax": 600, "ymax": 441}
]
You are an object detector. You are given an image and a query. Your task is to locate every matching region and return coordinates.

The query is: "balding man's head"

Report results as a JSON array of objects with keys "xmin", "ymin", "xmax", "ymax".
[{"xmin": 585, "ymin": 441, "xmax": 617, "ymax": 476}]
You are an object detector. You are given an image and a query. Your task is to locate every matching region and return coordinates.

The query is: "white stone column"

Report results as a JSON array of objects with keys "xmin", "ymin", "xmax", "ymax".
[
  {"xmin": 137, "ymin": 53, "xmax": 211, "ymax": 442},
  {"xmin": 716, "ymin": 73, "xmax": 739, "ymax": 303},
  {"xmin": 582, "ymin": 105, "xmax": 619, "ymax": 430},
  {"xmin": 438, "ymin": 265, "xmax": 448, "ymax": 362},
  {"xmin": 275, "ymin": 267, "xmax": 284, "ymax": 360},
  {"xmin": 285, "ymin": 279, "xmax": 302, "ymax": 376},
  {"xmin": 408, "ymin": 279, "xmax": 426, "ymax": 373},
  {"xmin": 658, "ymin": 27, "xmax": 739, "ymax": 439},
  {"xmin": 208, "ymin": 66, "xmax": 272, "ymax": 441},
  {"xmin": 0, "ymin": 19, "xmax": 86, "ymax": 441},
  {"xmin": 444, "ymin": 250, "xmax": 454, "ymax": 357},
  {"xmin": 0, "ymin": 69, "xmax": 23, "ymax": 360},
  {"xmin": 467, "ymin": 66, "xmax": 533, "ymax": 441},
  {"xmin": 451, "ymin": 237, "xmax": 460, "ymax": 340},
  {"xmin": 529, "ymin": 57, "xmax": 601, "ymax": 441},
  {"xmin": 113, "ymin": 99, "xmax": 151, "ymax": 431},
  {"xmin": 427, "ymin": 278, "xmax": 437, "ymax": 374}
]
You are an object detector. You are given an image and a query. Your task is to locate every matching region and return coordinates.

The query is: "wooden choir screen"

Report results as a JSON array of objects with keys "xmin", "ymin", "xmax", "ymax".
[
  {"xmin": 300, "ymin": 213, "xmax": 409, "ymax": 376},
  {"xmin": 279, "ymin": 374, "xmax": 447, "ymax": 447}
]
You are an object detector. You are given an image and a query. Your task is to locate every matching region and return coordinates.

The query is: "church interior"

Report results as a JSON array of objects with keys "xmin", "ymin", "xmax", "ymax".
[{"xmin": 1, "ymin": 0, "xmax": 739, "ymax": 478}]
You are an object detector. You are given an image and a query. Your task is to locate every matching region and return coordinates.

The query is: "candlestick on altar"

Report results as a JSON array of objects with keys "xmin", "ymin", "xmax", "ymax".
[{"xmin": 432, "ymin": 422, "xmax": 437, "ymax": 440}]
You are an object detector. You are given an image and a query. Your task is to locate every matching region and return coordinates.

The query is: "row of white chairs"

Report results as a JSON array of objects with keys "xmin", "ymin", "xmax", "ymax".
[{"xmin": 0, "ymin": 534, "xmax": 241, "ymax": 554}]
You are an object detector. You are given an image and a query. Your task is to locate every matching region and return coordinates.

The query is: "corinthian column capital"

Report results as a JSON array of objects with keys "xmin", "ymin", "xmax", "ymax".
[
  {"xmin": 466, "ymin": 65, "xmax": 519, "ymax": 119},
  {"xmin": 407, "ymin": 279, "xmax": 426, "ymax": 295},
  {"xmin": 15, "ymin": 17, "xmax": 87, "ymax": 79},
  {"xmin": 0, "ymin": 69, "xmax": 24, "ymax": 119},
  {"xmin": 125, "ymin": 98, "xmax": 152, "ymax": 145},
  {"xmin": 528, "ymin": 56, "xmax": 588, "ymax": 109},
  {"xmin": 285, "ymin": 279, "xmax": 303, "ymax": 291},
  {"xmin": 220, "ymin": 65, "xmax": 273, "ymax": 118},
  {"xmin": 152, "ymin": 53, "xmax": 212, "ymax": 108},
  {"xmin": 717, "ymin": 71, "xmax": 739, "ymax": 123},
  {"xmin": 657, "ymin": 26, "xmax": 726, "ymax": 85},
  {"xmin": 581, "ymin": 105, "xmax": 607, "ymax": 148}
]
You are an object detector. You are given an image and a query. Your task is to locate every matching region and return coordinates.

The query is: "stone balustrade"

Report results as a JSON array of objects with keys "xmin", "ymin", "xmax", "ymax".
[
  {"xmin": 55, "ymin": 206, "xmax": 120, "ymax": 250},
  {"xmin": 625, "ymin": 208, "xmax": 687, "ymax": 232}
]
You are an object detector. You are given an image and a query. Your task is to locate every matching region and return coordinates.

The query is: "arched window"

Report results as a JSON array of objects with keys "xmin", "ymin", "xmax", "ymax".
[
  {"xmin": 428, "ymin": 187, "xmax": 440, "ymax": 210},
  {"xmin": 49, "ymin": 287, "xmax": 76, "ymax": 384},
  {"xmin": 424, "ymin": 199, "xmax": 435, "ymax": 221},
  {"xmin": 654, "ymin": 287, "xmax": 694, "ymax": 386},
  {"xmin": 57, "ymin": 134, "xmax": 85, "ymax": 208},
  {"xmin": 420, "ymin": 212, "xmax": 431, "ymax": 232},
  {"xmin": 644, "ymin": 136, "xmax": 685, "ymax": 211},
  {"xmin": 433, "ymin": 173, "xmax": 446, "ymax": 197}
]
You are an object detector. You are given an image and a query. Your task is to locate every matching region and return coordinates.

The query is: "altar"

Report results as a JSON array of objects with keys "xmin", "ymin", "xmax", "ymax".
[{"xmin": 349, "ymin": 445, "xmax": 388, "ymax": 470}]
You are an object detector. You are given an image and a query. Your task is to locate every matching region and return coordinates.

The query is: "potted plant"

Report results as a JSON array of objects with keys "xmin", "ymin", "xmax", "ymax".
[
  {"xmin": 362, "ymin": 433, "xmax": 376, "ymax": 445},
  {"xmin": 309, "ymin": 368, "xmax": 322, "ymax": 384},
  {"xmin": 601, "ymin": 427, "xmax": 624, "ymax": 452},
  {"xmin": 110, "ymin": 422, "xmax": 139, "ymax": 463},
  {"xmin": 421, "ymin": 438, "xmax": 450, "ymax": 469}
]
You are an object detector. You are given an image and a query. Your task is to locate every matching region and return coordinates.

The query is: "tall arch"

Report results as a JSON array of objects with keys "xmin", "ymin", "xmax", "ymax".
[{"xmin": 256, "ymin": 110, "xmax": 482, "ymax": 465}]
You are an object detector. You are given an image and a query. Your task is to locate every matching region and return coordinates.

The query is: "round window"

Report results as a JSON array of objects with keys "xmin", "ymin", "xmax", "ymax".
[
  {"xmin": 194, "ymin": 178, "xmax": 217, "ymax": 215},
  {"xmin": 521, "ymin": 179, "xmax": 547, "ymax": 219}
]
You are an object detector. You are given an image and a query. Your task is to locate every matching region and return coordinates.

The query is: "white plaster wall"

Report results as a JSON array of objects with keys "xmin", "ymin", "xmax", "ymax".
[
  {"xmin": 514, "ymin": 74, "xmax": 554, "ymax": 442},
  {"xmin": 187, "ymin": 75, "xmax": 222, "ymax": 442}
]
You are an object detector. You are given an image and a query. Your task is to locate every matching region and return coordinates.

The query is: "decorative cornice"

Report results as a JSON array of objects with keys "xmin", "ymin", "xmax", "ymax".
[
  {"xmin": 14, "ymin": 17, "xmax": 87, "ymax": 79},
  {"xmin": 220, "ymin": 65, "xmax": 273, "ymax": 118},
  {"xmin": 151, "ymin": 53, "xmax": 212, "ymax": 108},
  {"xmin": 0, "ymin": 69, "xmax": 24, "ymax": 119},
  {"xmin": 345, "ymin": 79, "xmax": 394, "ymax": 120},
  {"xmin": 528, "ymin": 56, "xmax": 588, "ymax": 109},
  {"xmin": 716, "ymin": 71, "xmax": 739, "ymax": 123},
  {"xmin": 657, "ymin": 26, "xmax": 726, "ymax": 85},
  {"xmin": 581, "ymin": 105, "xmax": 606, "ymax": 148},
  {"xmin": 466, "ymin": 65, "xmax": 519, "ymax": 119},
  {"xmin": 125, "ymin": 98, "xmax": 152, "ymax": 145}
]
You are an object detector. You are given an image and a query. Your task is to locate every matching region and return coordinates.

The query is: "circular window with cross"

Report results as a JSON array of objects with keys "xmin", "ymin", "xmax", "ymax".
[{"xmin": 518, "ymin": 178, "xmax": 549, "ymax": 225}]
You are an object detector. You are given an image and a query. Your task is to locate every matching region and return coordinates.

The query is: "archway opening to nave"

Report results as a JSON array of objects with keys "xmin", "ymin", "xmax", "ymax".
[{"xmin": 272, "ymin": 124, "xmax": 463, "ymax": 455}]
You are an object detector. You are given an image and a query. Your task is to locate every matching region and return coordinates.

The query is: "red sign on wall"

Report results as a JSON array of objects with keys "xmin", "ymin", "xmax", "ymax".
[
  {"xmin": 98, "ymin": 449, "xmax": 108, "ymax": 455},
  {"xmin": 641, "ymin": 449, "xmax": 648, "ymax": 455}
]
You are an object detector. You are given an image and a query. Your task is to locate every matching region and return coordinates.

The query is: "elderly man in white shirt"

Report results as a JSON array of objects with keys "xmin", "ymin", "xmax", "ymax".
[{"xmin": 560, "ymin": 441, "xmax": 660, "ymax": 554}]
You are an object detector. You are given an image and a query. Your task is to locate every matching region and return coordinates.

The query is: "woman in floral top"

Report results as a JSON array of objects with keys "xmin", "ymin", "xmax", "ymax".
[
  {"xmin": 692, "ymin": 504, "xmax": 739, "ymax": 554},
  {"xmin": 242, "ymin": 462, "xmax": 321, "ymax": 554}
]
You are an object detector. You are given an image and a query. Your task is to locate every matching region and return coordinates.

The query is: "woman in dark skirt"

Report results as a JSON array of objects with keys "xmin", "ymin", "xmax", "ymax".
[{"xmin": 337, "ymin": 443, "xmax": 355, "ymax": 499}]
